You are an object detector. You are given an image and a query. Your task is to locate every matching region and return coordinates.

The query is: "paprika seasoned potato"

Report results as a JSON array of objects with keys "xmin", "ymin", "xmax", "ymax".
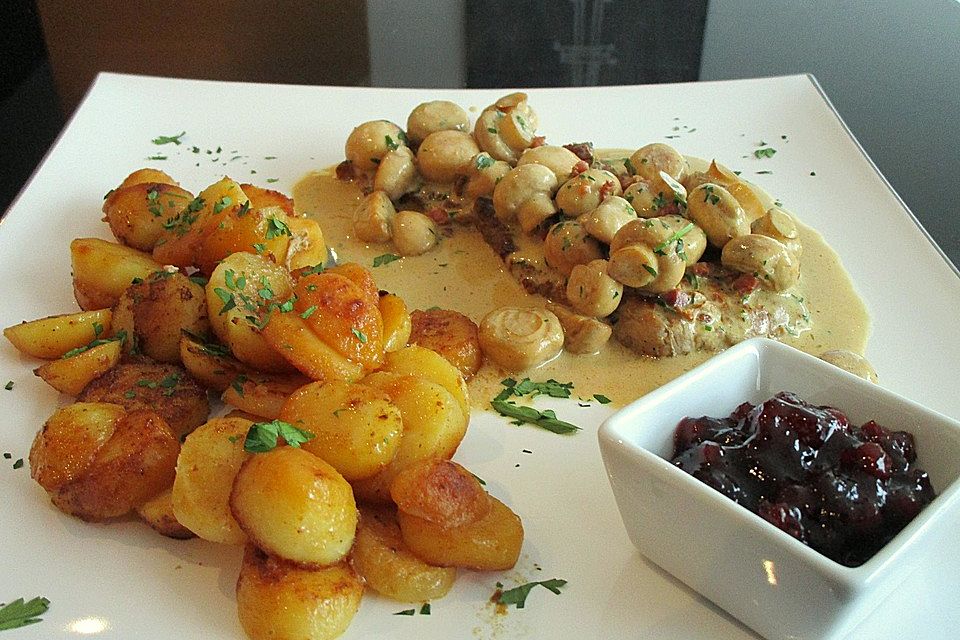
[
  {"xmin": 397, "ymin": 496, "xmax": 523, "ymax": 571},
  {"xmin": 111, "ymin": 270, "xmax": 210, "ymax": 364},
  {"xmin": 230, "ymin": 446, "xmax": 358, "ymax": 566},
  {"xmin": 34, "ymin": 340, "xmax": 122, "ymax": 396},
  {"xmin": 71, "ymin": 238, "xmax": 163, "ymax": 310},
  {"xmin": 78, "ymin": 363, "xmax": 210, "ymax": 439},
  {"xmin": 408, "ymin": 309, "xmax": 483, "ymax": 379},
  {"xmin": 3, "ymin": 308, "xmax": 112, "ymax": 359},
  {"xmin": 179, "ymin": 333, "xmax": 249, "ymax": 393},
  {"xmin": 351, "ymin": 371, "xmax": 467, "ymax": 503},
  {"xmin": 136, "ymin": 488, "xmax": 195, "ymax": 539},
  {"xmin": 237, "ymin": 545, "xmax": 363, "ymax": 640},
  {"xmin": 350, "ymin": 506, "xmax": 457, "ymax": 602},
  {"xmin": 378, "ymin": 292, "xmax": 412, "ymax": 353},
  {"xmin": 31, "ymin": 404, "xmax": 179, "ymax": 522},
  {"xmin": 279, "ymin": 380, "xmax": 403, "ymax": 481},
  {"xmin": 380, "ymin": 345, "xmax": 469, "ymax": 419},
  {"xmin": 221, "ymin": 372, "xmax": 310, "ymax": 420},
  {"xmin": 172, "ymin": 416, "xmax": 253, "ymax": 544},
  {"xmin": 102, "ymin": 181, "xmax": 195, "ymax": 251},
  {"xmin": 390, "ymin": 459, "xmax": 490, "ymax": 528}
]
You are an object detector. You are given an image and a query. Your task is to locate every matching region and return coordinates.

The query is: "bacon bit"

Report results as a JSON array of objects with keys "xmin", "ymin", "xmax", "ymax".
[
  {"xmin": 572, "ymin": 160, "xmax": 589, "ymax": 175},
  {"xmin": 598, "ymin": 180, "xmax": 616, "ymax": 201},
  {"xmin": 452, "ymin": 175, "xmax": 468, "ymax": 197},
  {"xmin": 564, "ymin": 142, "xmax": 594, "ymax": 163},
  {"xmin": 732, "ymin": 273, "xmax": 761, "ymax": 295},
  {"xmin": 425, "ymin": 207, "xmax": 451, "ymax": 225},
  {"xmin": 618, "ymin": 173, "xmax": 640, "ymax": 191},
  {"xmin": 661, "ymin": 289, "xmax": 692, "ymax": 308},
  {"xmin": 658, "ymin": 201, "xmax": 680, "ymax": 216},
  {"xmin": 690, "ymin": 262, "xmax": 714, "ymax": 276},
  {"xmin": 334, "ymin": 160, "xmax": 355, "ymax": 181},
  {"xmin": 531, "ymin": 135, "xmax": 546, "ymax": 148}
]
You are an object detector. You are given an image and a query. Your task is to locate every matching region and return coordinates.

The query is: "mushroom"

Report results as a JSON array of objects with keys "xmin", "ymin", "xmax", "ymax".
[
  {"xmin": 463, "ymin": 152, "xmax": 512, "ymax": 200},
  {"xmin": 546, "ymin": 302, "xmax": 612, "ymax": 354},
  {"xmin": 752, "ymin": 206, "xmax": 803, "ymax": 259},
  {"xmin": 543, "ymin": 220, "xmax": 604, "ymax": 275},
  {"xmin": 622, "ymin": 180, "xmax": 660, "ymax": 218},
  {"xmin": 492, "ymin": 164, "xmax": 558, "ymax": 232},
  {"xmin": 686, "ymin": 183, "xmax": 750, "ymax": 248},
  {"xmin": 555, "ymin": 168, "xmax": 622, "ymax": 217},
  {"xmin": 345, "ymin": 120, "xmax": 406, "ymax": 172},
  {"xmin": 581, "ymin": 196, "xmax": 638, "ymax": 245},
  {"xmin": 720, "ymin": 234, "xmax": 800, "ymax": 291},
  {"xmin": 658, "ymin": 214, "xmax": 707, "ymax": 265},
  {"xmin": 353, "ymin": 191, "xmax": 396, "ymax": 243},
  {"xmin": 416, "ymin": 130, "xmax": 480, "ymax": 183},
  {"xmin": 628, "ymin": 143, "xmax": 688, "ymax": 201},
  {"xmin": 566, "ymin": 259, "xmax": 623, "ymax": 318},
  {"xmin": 473, "ymin": 93, "xmax": 538, "ymax": 163},
  {"xmin": 607, "ymin": 218, "xmax": 687, "ymax": 292},
  {"xmin": 478, "ymin": 306, "xmax": 564, "ymax": 371},
  {"xmin": 373, "ymin": 146, "xmax": 419, "ymax": 201},
  {"xmin": 406, "ymin": 100, "xmax": 469, "ymax": 145},
  {"xmin": 517, "ymin": 145, "xmax": 582, "ymax": 183},
  {"xmin": 393, "ymin": 210, "xmax": 439, "ymax": 256}
]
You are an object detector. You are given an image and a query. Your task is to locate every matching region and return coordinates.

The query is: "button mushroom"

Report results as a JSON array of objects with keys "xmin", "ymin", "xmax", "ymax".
[
  {"xmin": 353, "ymin": 191, "xmax": 396, "ymax": 243},
  {"xmin": 622, "ymin": 180, "xmax": 660, "ymax": 218},
  {"xmin": 492, "ymin": 164, "xmax": 558, "ymax": 233},
  {"xmin": 393, "ymin": 210, "xmax": 439, "ymax": 256},
  {"xmin": 686, "ymin": 183, "xmax": 751, "ymax": 248},
  {"xmin": 517, "ymin": 145, "xmax": 582, "ymax": 183},
  {"xmin": 543, "ymin": 220, "xmax": 604, "ymax": 275},
  {"xmin": 478, "ymin": 306, "xmax": 564, "ymax": 371},
  {"xmin": 566, "ymin": 259, "xmax": 623, "ymax": 318},
  {"xmin": 373, "ymin": 146, "xmax": 419, "ymax": 201},
  {"xmin": 752, "ymin": 206, "xmax": 802, "ymax": 259},
  {"xmin": 546, "ymin": 302, "xmax": 612, "ymax": 354},
  {"xmin": 658, "ymin": 214, "xmax": 707, "ymax": 265},
  {"xmin": 555, "ymin": 168, "xmax": 621, "ymax": 217},
  {"xmin": 473, "ymin": 93, "xmax": 538, "ymax": 163},
  {"xmin": 345, "ymin": 120, "xmax": 406, "ymax": 173},
  {"xmin": 628, "ymin": 143, "xmax": 688, "ymax": 201},
  {"xmin": 406, "ymin": 100, "xmax": 470, "ymax": 146},
  {"xmin": 581, "ymin": 195, "xmax": 638, "ymax": 245},
  {"xmin": 720, "ymin": 234, "xmax": 800, "ymax": 291},
  {"xmin": 417, "ymin": 130, "xmax": 480, "ymax": 183},
  {"xmin": 463, "ymin": 153, "xmax": 512, "ymax": 200},
  {"xmin": 608, "ymin": 218, "xmax": 688, "ymax": 292}
]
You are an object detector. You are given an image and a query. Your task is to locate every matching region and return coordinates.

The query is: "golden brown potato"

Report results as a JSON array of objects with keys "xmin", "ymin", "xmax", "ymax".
[
  {"xmin": 279, "ymin": 380, "xmax": 403, "ymax": 481},
  {"xmin": 195, "ymin": 205, "xmax": 294, "ymax": 276},
  {"xmin": 398, "ymin": 496, "xmax": 523, "ymax": 571},
  {"xmin": 117, "ymin": 168, "xmax": 178, "ymax": 189},
  {"xmin": 34, "ymin": 340, "xmax": 122, "ymax": 396},
  {"xmin": 240, "ymin": 183, "xmax": 296, "ymax": 217},
  {"xmin": 78, "ymin": 363, "xmax": 209, "ymax": 439},
  {"xmin": 206, "ymin": 251, "xmax": 296, "ymax": 374},
  {"xmin": 284, "ymin": 216, "xmax": 328, "ymax": 272},
  {"xmin": 153, "ymin": 177, "xmax": 250, "ymax": 270},
  {"xmin": 350, "ymin": 506, "xmax": 456, "ymax": 602},
  {"xmin": 380, "ymin": 345, "xmax": 469, "ymax": 420},
  {"xmin": 136, "ymin": 487, "xmax": 195, "ymax": 539},
  {"xmin": 351, "ymin": 372, "xmax": 467, "ymax": 503},
  {"xmin": 409, "ymin": 309, "xmax": 483, "ymax": 379},
  {"xmin": 30, "ymin": 402, "xmax": 124, "ymax": 491},
  {"xmin": 379, "ymin": 293, "xmax": 412, "ymax": 353},
  {"xmin": 237, "ymin": 545, "xmax": 363, "ymax": 640},
  {"xmin": 31, "ymin": 405, "xmax": 179, "ymax": 522},
  {"xmin": 230, "ymin": 447, "xmax": 358, "ymax": 566},
  {"xmin": 3, "ymin": 308, "xmax": 112, "ymax": 359},
  {"xmin": 172, "ymin": 416, "xmax": 253, "ymax": 544},
  {"xmin": 221, "ymin": 372, "xmax": 309, "ymax": 420},
  {"xmin": 71, "ymin": 238, "xmax": 163, "ymax": 310},
  {"xmin": 179, "ymin": 333, "xmax": 248, "ymax": 392},
  {"xmin": 103, "ymin": 182, "xmax": 195, "ymax": 251},
  {"xmin": 390, "ymin": 459, "xmax": 490, "ymax": 528},
  {"xmin": 111, "ymin": 270, "xmax": 210, "ymax": 364},
  {"xmin": 260, "ymin": 310, "xmax": 364, "ymax": 383}
]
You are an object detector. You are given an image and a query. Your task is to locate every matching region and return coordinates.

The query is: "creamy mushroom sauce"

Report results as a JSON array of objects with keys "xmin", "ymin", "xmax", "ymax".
[{"xmin": 294, "ymin": 154, "xmax": 869, "ymax": 408}]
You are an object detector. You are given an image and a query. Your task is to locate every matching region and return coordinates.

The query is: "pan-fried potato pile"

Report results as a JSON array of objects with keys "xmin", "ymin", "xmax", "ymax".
[{"xmin": 4, "ymin": 169, "xmax": 518, "ymax": 640}]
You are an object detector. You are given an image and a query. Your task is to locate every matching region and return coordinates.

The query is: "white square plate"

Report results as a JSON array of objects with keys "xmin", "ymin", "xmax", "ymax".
[{"xmin": 1, "ymin": 73, "xmax": 958, "ymax": 639}]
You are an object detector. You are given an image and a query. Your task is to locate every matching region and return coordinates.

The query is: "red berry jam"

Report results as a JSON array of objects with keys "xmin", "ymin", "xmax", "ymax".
[{"xmin": 670, "ymin": 391, "xmax": 937, "ymax": 567}]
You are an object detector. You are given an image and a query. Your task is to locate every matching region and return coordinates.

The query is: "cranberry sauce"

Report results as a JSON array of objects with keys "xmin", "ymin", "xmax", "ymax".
[{"xmin": 670, "ymin": 391, "xmax": 937, "ymax": 567}]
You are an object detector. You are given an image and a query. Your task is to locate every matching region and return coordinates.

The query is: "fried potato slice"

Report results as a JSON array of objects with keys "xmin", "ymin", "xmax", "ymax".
[
  {"xmin": 103, "ymin": 182, "xmax": 194, "ymax": 251},
  {"xmin": 221, "ymin": 372, "xmax": 309, "ymax": 420},
  {"xmin": 34, "ymin": 340, "xmax": 122, "ymax": 396},
  {"xmin": 71, "ymin": 238, "xmax": 163, "ymax": 310},
  {"xmin": 3, "ymin": 308, "xmax": 112, "ymax": 359},
  {"xmin": 136, "ymin": 487, "xmax": 195, "ymax": 539},
  {"xmin": 379, "ymin": 293, "xmax": 412, "ymax": 353},
  {"xmin": 390, "ymin": 459, "xmax": 490, "ymax": 528},
  {"xmin": 409, "ymin": 308, "xmax": 483, "ymax": 378},
  {"xmin": 381, "ymin": 345, "xmax": 469, "ymax": 420}
]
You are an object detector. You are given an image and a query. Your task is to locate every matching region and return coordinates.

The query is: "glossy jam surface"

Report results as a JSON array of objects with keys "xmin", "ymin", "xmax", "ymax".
[{"xmin": 671, "ymin": 391, "xmax": 937, "ymax": 567}]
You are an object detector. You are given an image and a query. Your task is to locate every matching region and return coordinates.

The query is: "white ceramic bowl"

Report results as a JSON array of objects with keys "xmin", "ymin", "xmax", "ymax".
[{"xmin": 598, "ymin": 338, "xmax": 960, "ymax": 640}]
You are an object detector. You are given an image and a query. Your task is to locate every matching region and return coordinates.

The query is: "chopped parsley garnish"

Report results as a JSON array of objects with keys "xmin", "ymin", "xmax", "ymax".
[
  {"xmin": 212, "ymin": 196, "xmax": 233, "ymax": 214},
  {"xmin": 393, "ymin": 609, "xmax": 415, "ymax": 616},
  {"xmin": 231, "ymin": 375, "xmax": 248, "ymax": 397},
  {"xmin": 4, "ymin": 381, "xmax": 13, "ymax": 391},
  {"xmin": 373, "ymin": 253, "xmax": 401, "ymax": 267},
  {"xmin": 12, "ymin": 459, "xmax": 23, "ymax": 470},
  {"xmin": 653, "ymin": 222, "xmax": 695, "ymax": 255},
  {"xmin": 243, "ymin": 420, "xmax": 315, "ymax": 453},
  {"xmin": 475, "ymin": 154, "xmax": 495, "ymax": 170},
  {"xmin": 593, "ymin": 394, "xmax": 612, "ymax": 404},
  {"xmin": 61, "ymin": 330, "xmax": 127, "ymax": 359},
  {"xmin": 702, "ymin": 184, "xmax": 720, "ymax": 205},
  {"xmin": 754, "ymin": 147, "xmax": 777, "ymax": 159},
  {"xmin": 494, "ymin": 377, "xmax": 573, "ymax": 402},
  {"xmin": 495, "ymin": 579, "xmax": 567, "ymax": 608},
  {"xmin": 151, "ymin": 131, "xmax": 186, "ymax": 145},
  {"xmin": 385, "ymin": 135, "xmax": 399, "ymax": 151},
  {"xmin": 300, "ymin": 305, "xmax": 318, "ymax": 319},
  {"xmin": 352, "ymin": 328, "xmax": 368, "ymax": 343},
  {"xmin": 623, "ymin": 157, "xmax": 636, "ymax": 174},
  {"xmin": 146, "ymin": 155, "xmax": 167, "ymax": 161},
  {"xmin": 487, "ymin": 127, "xmax": 498, "ymax": 134},
  {"xmin": 266, "ymin": 178, "xmax": 279, "ymax": 183},
  {"xmin": 643, "ymin": 264, "xmax": 658, "ymax": 277},
  {"xmin": 490, "ymin": 400, "xmax": 580, "ymax": 435},
  {"xmin": 265, "ymin": 217, "xmax": 291, "ymax": 239},
  {"xmin": 419, "ymin": 603, "xmax": 431, "ymax": 615},
  {"xmin": 0, "ymin": 596, "xmax": 50, "ymax": 630}
]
